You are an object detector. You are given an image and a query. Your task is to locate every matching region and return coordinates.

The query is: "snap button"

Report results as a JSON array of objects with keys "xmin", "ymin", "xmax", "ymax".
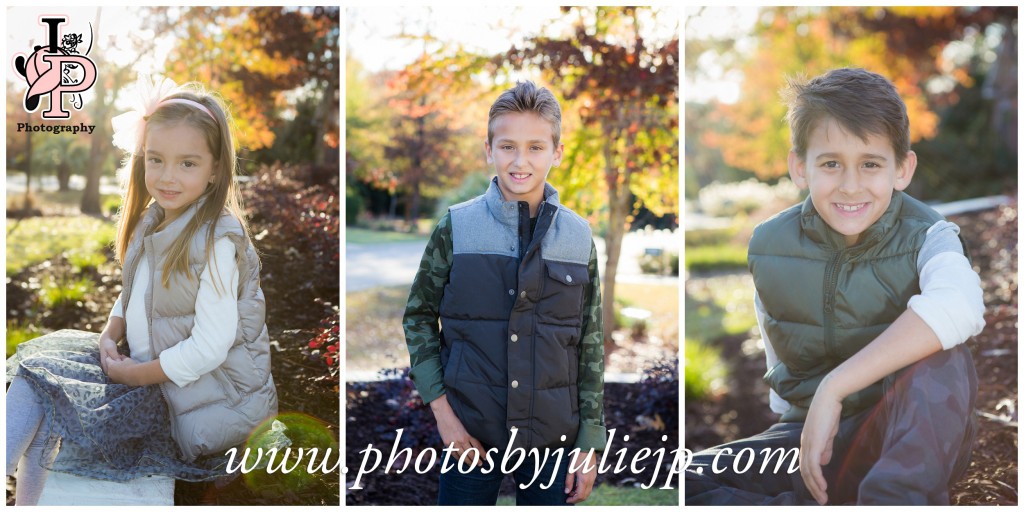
[
  {"xmin": 511, "ymin": 334, "xmax": 518, "ymax": 342},
  {"xmin": 566, "ymin": 275, "xmax": 573, "ymax": 283},
  {"xmin": 520, "ymin": 291, "xmax": 527, "ymax": 299},
  {"xmin": 508, "ymin": 289, "xmax": 515, "ymax": 296},
  {"xmin": 511, "ymin": 380, "xmax": 519, "ymax": 388}
]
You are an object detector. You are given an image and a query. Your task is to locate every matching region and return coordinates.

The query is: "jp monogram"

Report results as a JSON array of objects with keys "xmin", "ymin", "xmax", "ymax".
[{"xmin": 13, "ymin": 16, "xmax": 98, "ymax": 120}]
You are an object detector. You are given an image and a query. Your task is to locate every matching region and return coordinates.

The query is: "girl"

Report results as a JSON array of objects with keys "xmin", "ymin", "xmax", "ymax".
[{"xmin": 6, "ymin": 78, "xmax": 278, "ymax": 505}]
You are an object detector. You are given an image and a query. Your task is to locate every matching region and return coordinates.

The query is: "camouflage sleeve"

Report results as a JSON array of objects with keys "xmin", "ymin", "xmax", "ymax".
[
  {"xmin": 574, "ymin": 240, "xmax": 607, "ymax": 453},
  {"xmin": 402, "ymin": 213, "xmax": 453, "ymax": 405}
]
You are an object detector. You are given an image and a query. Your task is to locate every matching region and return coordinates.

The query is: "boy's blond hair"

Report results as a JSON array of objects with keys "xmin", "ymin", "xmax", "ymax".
[{"xmin": 488, "ymin": 81, "xmax": 561, "ymax": 146}]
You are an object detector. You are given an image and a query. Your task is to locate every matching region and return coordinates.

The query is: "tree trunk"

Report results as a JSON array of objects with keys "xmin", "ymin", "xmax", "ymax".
[
  {"xmin": 57, "ymin": 161, "xmax": 71, "ymax": 192},
  {"xmin": 601, "ymin": 128, "xmax": 635, "ymax": 359},
  {"xmin": 80, "ymin": 8, "xmax": 105, "ymax": 215},
  {"xmin": 407, "ymin": 106, "xmax": 427, "ymax": 223},
  {"xmin": 23, "ymin": 110, "xmax": 33, "ymax": 213},
  {"xmin": 81, "ymin": 115, "xmax": 107, "ymax": 215}
]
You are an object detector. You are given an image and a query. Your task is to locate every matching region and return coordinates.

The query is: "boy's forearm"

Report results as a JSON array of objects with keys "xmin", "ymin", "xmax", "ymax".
[
  {"xmin": 403, "ymin": 214, "xmax": 453, "ymax": 405},
  {"xmin": 819, "ymin": 308, "xmax": 943, "ymax": 401},
  {"xmin": 574, "ymin": 242, "xmax": 606, "ymax": 453}
]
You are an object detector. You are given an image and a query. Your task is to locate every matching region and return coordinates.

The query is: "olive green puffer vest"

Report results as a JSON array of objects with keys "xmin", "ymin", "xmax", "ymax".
[
  {"xmin": 121, "ymin": 198, "xmax": 278, "ymax": 461},
  {"xmin": 748, "ymin": 191, "xmax": 946, "ymax": 422}
]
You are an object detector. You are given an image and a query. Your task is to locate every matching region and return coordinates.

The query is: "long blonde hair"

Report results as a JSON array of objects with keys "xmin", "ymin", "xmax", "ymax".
[{"xmin": 114, "ymin": 85, "xmax": 250, "ymax": 288}]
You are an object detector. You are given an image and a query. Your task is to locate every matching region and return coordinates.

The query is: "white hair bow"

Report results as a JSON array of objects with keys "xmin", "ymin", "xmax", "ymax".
[{"xmin": 111, "ymin": 75, "xmax": 180, "ymax": 152}]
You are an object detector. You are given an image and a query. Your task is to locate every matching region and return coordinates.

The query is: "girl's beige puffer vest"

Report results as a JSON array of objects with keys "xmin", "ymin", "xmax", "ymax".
[{"xmin": 121, "ymin": 199, "xmax": 277, "ymax": 461}]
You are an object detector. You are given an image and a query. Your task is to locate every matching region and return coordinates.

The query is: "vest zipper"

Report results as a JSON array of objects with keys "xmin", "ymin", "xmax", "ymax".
[{"xmin": 823, "ymin": 250, "xmax": 844, "ymax": 356}]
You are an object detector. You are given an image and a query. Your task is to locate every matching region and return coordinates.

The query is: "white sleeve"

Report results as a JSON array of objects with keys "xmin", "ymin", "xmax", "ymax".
[
  {"xmin": 907, "ymin": 221, "xmax": 986, "ymax": 350},
  {"xmin": 158, "ymin": 237, "xmax": 240, "ymax": 388},
  {"xmin": 109, "ymin": 294, "xmax": 124, "ymax": 319},
  {"xmin": 755, "ymin": 291, "xmax": 792, "ymax": 415}
]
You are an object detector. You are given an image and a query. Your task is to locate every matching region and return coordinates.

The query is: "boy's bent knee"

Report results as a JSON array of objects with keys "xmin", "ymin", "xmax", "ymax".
[{"xmin": 891, "ymin": 344, "xmax": 977, "ymax": 410}]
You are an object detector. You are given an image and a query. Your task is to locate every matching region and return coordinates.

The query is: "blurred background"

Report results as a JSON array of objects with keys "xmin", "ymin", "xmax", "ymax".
[
  {"xmin": 345, "ymin": 6, "xmax": 680, "ymax": 505},
  {"xmin": 6, "ymin": 6, "xmax": 340, "ymax": 505},
  {"xmin": 684, "ymin": 7, "xmax": 1017, "ymax": 505}
]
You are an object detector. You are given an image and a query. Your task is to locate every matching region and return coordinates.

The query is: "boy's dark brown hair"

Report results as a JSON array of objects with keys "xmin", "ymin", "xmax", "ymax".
[
  {"xmin": 487, "ymin": 80, "xmax": 562, "ymax": 146},
  {"xmin": 783, "ymin": 68, "xmax": 911, "ymax": 166}
]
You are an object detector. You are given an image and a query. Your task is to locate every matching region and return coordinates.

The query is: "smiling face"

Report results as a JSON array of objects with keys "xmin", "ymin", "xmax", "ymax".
[
  {"xmin": 789, "ymin": 117, "xmax": 916, "ymax": 246},
  {"xmin": 485, "ymin": 112, "xmax": 563, "ymax": 214},
  {"xmin": 144, "ymin": 121, "xmax": 216, "ymax": 224}
]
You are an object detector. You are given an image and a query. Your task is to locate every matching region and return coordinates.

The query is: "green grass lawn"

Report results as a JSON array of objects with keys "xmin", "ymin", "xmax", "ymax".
[
  {"xmin": 496, "ymin": 483, "xmax": 678, "ymax": 506},
  {"xmin": 6, "ymin": 216, "xmax": 116, "ymax": 275},
  {"xmin": 346, "ymin": 228, "xmax": 428, "ymax": 244}
]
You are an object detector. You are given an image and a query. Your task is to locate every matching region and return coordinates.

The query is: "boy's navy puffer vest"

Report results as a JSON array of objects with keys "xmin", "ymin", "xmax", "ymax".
[
  {"xmin": 122, "ymin": 198, "xmax": 278, "ymax": 461},
  {"xmin": 440, "ymin": 177, "xmax": 592, "ymax": 451},
  {"xmin": 748, "ymin": 191, "xmax": 952, "ymax": 422}
]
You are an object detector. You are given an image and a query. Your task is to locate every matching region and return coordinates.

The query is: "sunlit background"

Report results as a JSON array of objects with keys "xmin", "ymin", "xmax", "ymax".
[
  {"xmin": 683, "ymin": 8, "xmax": 1018, "ymax": 505},
  {"xmin": 6, "ymin": 6, "xmax": 341, "ymax": 505},
  {"xmin": 345, "ymin": 6, "xmax": 682, "ymax": 506}
]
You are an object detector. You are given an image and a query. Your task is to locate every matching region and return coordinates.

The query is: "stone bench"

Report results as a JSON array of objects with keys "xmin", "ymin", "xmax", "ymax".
[{"xmin": 37, "ymin": 470, "xmax": 174, "ymax": 506}]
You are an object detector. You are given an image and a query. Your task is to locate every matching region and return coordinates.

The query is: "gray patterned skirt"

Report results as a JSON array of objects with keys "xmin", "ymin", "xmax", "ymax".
[{"xmin": 6, "ymin": 329, "xmax": 229, "ymax": 481}]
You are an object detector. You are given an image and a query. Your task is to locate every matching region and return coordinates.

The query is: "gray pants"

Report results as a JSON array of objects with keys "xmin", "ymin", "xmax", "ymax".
[{"xmin": 686, "ymin": 344, "xmax": 978, "ymax": 505}]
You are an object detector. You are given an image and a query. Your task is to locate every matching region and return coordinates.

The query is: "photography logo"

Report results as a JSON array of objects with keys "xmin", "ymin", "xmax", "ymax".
[{"xmin": 13, "ymin": 16, "xmax": 98, "ymax": 120}]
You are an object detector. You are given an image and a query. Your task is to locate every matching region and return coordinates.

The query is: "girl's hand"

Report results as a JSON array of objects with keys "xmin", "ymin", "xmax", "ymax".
[
  {"xmin": 105, "ymin": 356, "xmax": 140, "ymax": 386},
  {"xmin": 564, "ymin": 451, "xmax": 598, "ymax": 504},
  {"xmin": 99, "ymin": 336, "xmax": 126, "ymax": 374},
  {"xmin": 800, "ymin": 378, "xmax": 843, "ymax": 505}
]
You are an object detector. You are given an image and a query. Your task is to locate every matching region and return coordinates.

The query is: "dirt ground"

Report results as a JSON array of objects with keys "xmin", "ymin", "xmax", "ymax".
[{"xmin": 685, "ymin": 202, "xmax": 1018, "ymax": 505}]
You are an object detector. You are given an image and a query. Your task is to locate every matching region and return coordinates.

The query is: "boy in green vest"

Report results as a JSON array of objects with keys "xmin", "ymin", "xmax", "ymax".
[
  {"xmin": 686, "ymin": 68, "xmax": 984, "ymax": 505},
  {"xmin": 404, "ymin": 81, "xmax": 605, "ymax": 505}
]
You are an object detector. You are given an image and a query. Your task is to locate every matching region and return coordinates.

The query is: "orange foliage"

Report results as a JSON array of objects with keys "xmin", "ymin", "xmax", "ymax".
[{"xmin": 701, "ymin": 6, "xmax": 976, "ymax": 179}]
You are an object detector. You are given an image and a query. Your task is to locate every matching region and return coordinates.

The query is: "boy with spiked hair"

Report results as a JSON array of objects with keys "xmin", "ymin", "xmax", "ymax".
[
  {"xmin": 404, "ymin": 81, "xmax": 605, "ymax": 505},
  {"xmin": 686, "ymin": 68, "xmax": 984, "ymax": 505}
]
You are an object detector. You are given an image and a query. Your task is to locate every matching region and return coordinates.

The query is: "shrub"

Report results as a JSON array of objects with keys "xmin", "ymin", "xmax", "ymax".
[
  {"xmin": 40, "ymin": 275, "xmax": 92, "ymax": 307},
  {"xmin": 346, "ymin": 183, "xmax": 365, "ymax": 227},
  {"xmin": 102, "ymin": 195, "xmax": 122, "ymax": 218},
  {"xmin": 684, "ymin": 340, "xmax": 727, "ymax": 401},
  {"xmin": 698, "ymin": 178, "xmax": 800, "ymax": 217},
  {"xmin": 685, "ymin": 244, "xmax": 748, "ymax": 272},
  {"xmin": 433, "ymin": 171, "xmax": 492, "ymax": 220},
  {"xmin": 685, "ymin": 227, "xmax": 735, "ymax": 247},
  {"xmin": 7, "ymin": 322, "xmax": 44, "ymax": 358},
  {"xmin": 638, "ymin": 251, "xmax": 679, "ymax": 276},
  {"xmin": 348, "ymin": 367, "xmax": 440, "ymax": 450},
  {"xmin": 634, "ymin": 359, "xmax": 679, "ymax": 434},
  {"xmin": 243, "ymin": 165, "xmax": 339, "ymax": 329},
  {"xmin": 306, "ymin": 313, "xmax": 340, "ymax": 385}
]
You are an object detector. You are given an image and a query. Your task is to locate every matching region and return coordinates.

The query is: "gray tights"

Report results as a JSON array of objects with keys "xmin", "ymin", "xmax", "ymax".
[{"xmin": 6, "ymin": 377, "xmax": 59, "ymax": 506}]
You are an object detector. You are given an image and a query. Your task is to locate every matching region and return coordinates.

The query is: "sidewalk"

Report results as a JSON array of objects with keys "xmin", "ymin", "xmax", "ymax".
[{"xmin": 346, "ymin": 229, "xmax": 680, "ymax": 292}]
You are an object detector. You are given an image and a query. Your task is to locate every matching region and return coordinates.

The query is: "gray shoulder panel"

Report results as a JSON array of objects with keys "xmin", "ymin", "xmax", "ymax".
[
  {"xmin": 450, "ymin": 196, "xmax": 517, "ymax": 257},
  {"xmin": 541, "ymin": 206, "xmax": 593, "ymax": 265}
]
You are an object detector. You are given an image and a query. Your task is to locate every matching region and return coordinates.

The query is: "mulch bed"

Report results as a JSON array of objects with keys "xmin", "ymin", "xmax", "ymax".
[
  {"xmin": 685, "ymin": 202, "xmax": 1018, "ymax": 505},
  {"xmin": 345, "ymin": 375, "xmax": 680, "ymax": 505}
]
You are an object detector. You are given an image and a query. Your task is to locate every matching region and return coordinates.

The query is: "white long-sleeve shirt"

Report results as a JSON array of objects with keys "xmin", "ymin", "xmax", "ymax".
[
  {"xmin": 110, "ymin": 237, "xmax": 239, "ymax": 388},
  {"xmin": 757, "ymin": 220, "xmax": 986, "ymax": 415}
]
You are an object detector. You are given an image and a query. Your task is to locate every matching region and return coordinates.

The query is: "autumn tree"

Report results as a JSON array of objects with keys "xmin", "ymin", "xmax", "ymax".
[
  {"xmin": 499, "ymin": 6, "xmax": 679, "ymax": 349},
  {"xmin": 375, "ymin": 39, "xmax": 492, "ymax": 223},
  {"xmin": 164, "ymin": 7, "xmax": 340, "ymax": 176},
  {"xmin": 692, "ymin": 6, "xmax": 1017, "ymax": 186}
]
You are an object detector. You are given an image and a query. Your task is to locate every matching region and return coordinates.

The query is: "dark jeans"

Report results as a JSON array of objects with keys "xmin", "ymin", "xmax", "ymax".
[
  {"xmin": 686, "ymin": 344, "xmax": 978, "ymax": 505},
  {"xmin": 438, "ymin": 448, "xmax": 574, "ymax": 506}
]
